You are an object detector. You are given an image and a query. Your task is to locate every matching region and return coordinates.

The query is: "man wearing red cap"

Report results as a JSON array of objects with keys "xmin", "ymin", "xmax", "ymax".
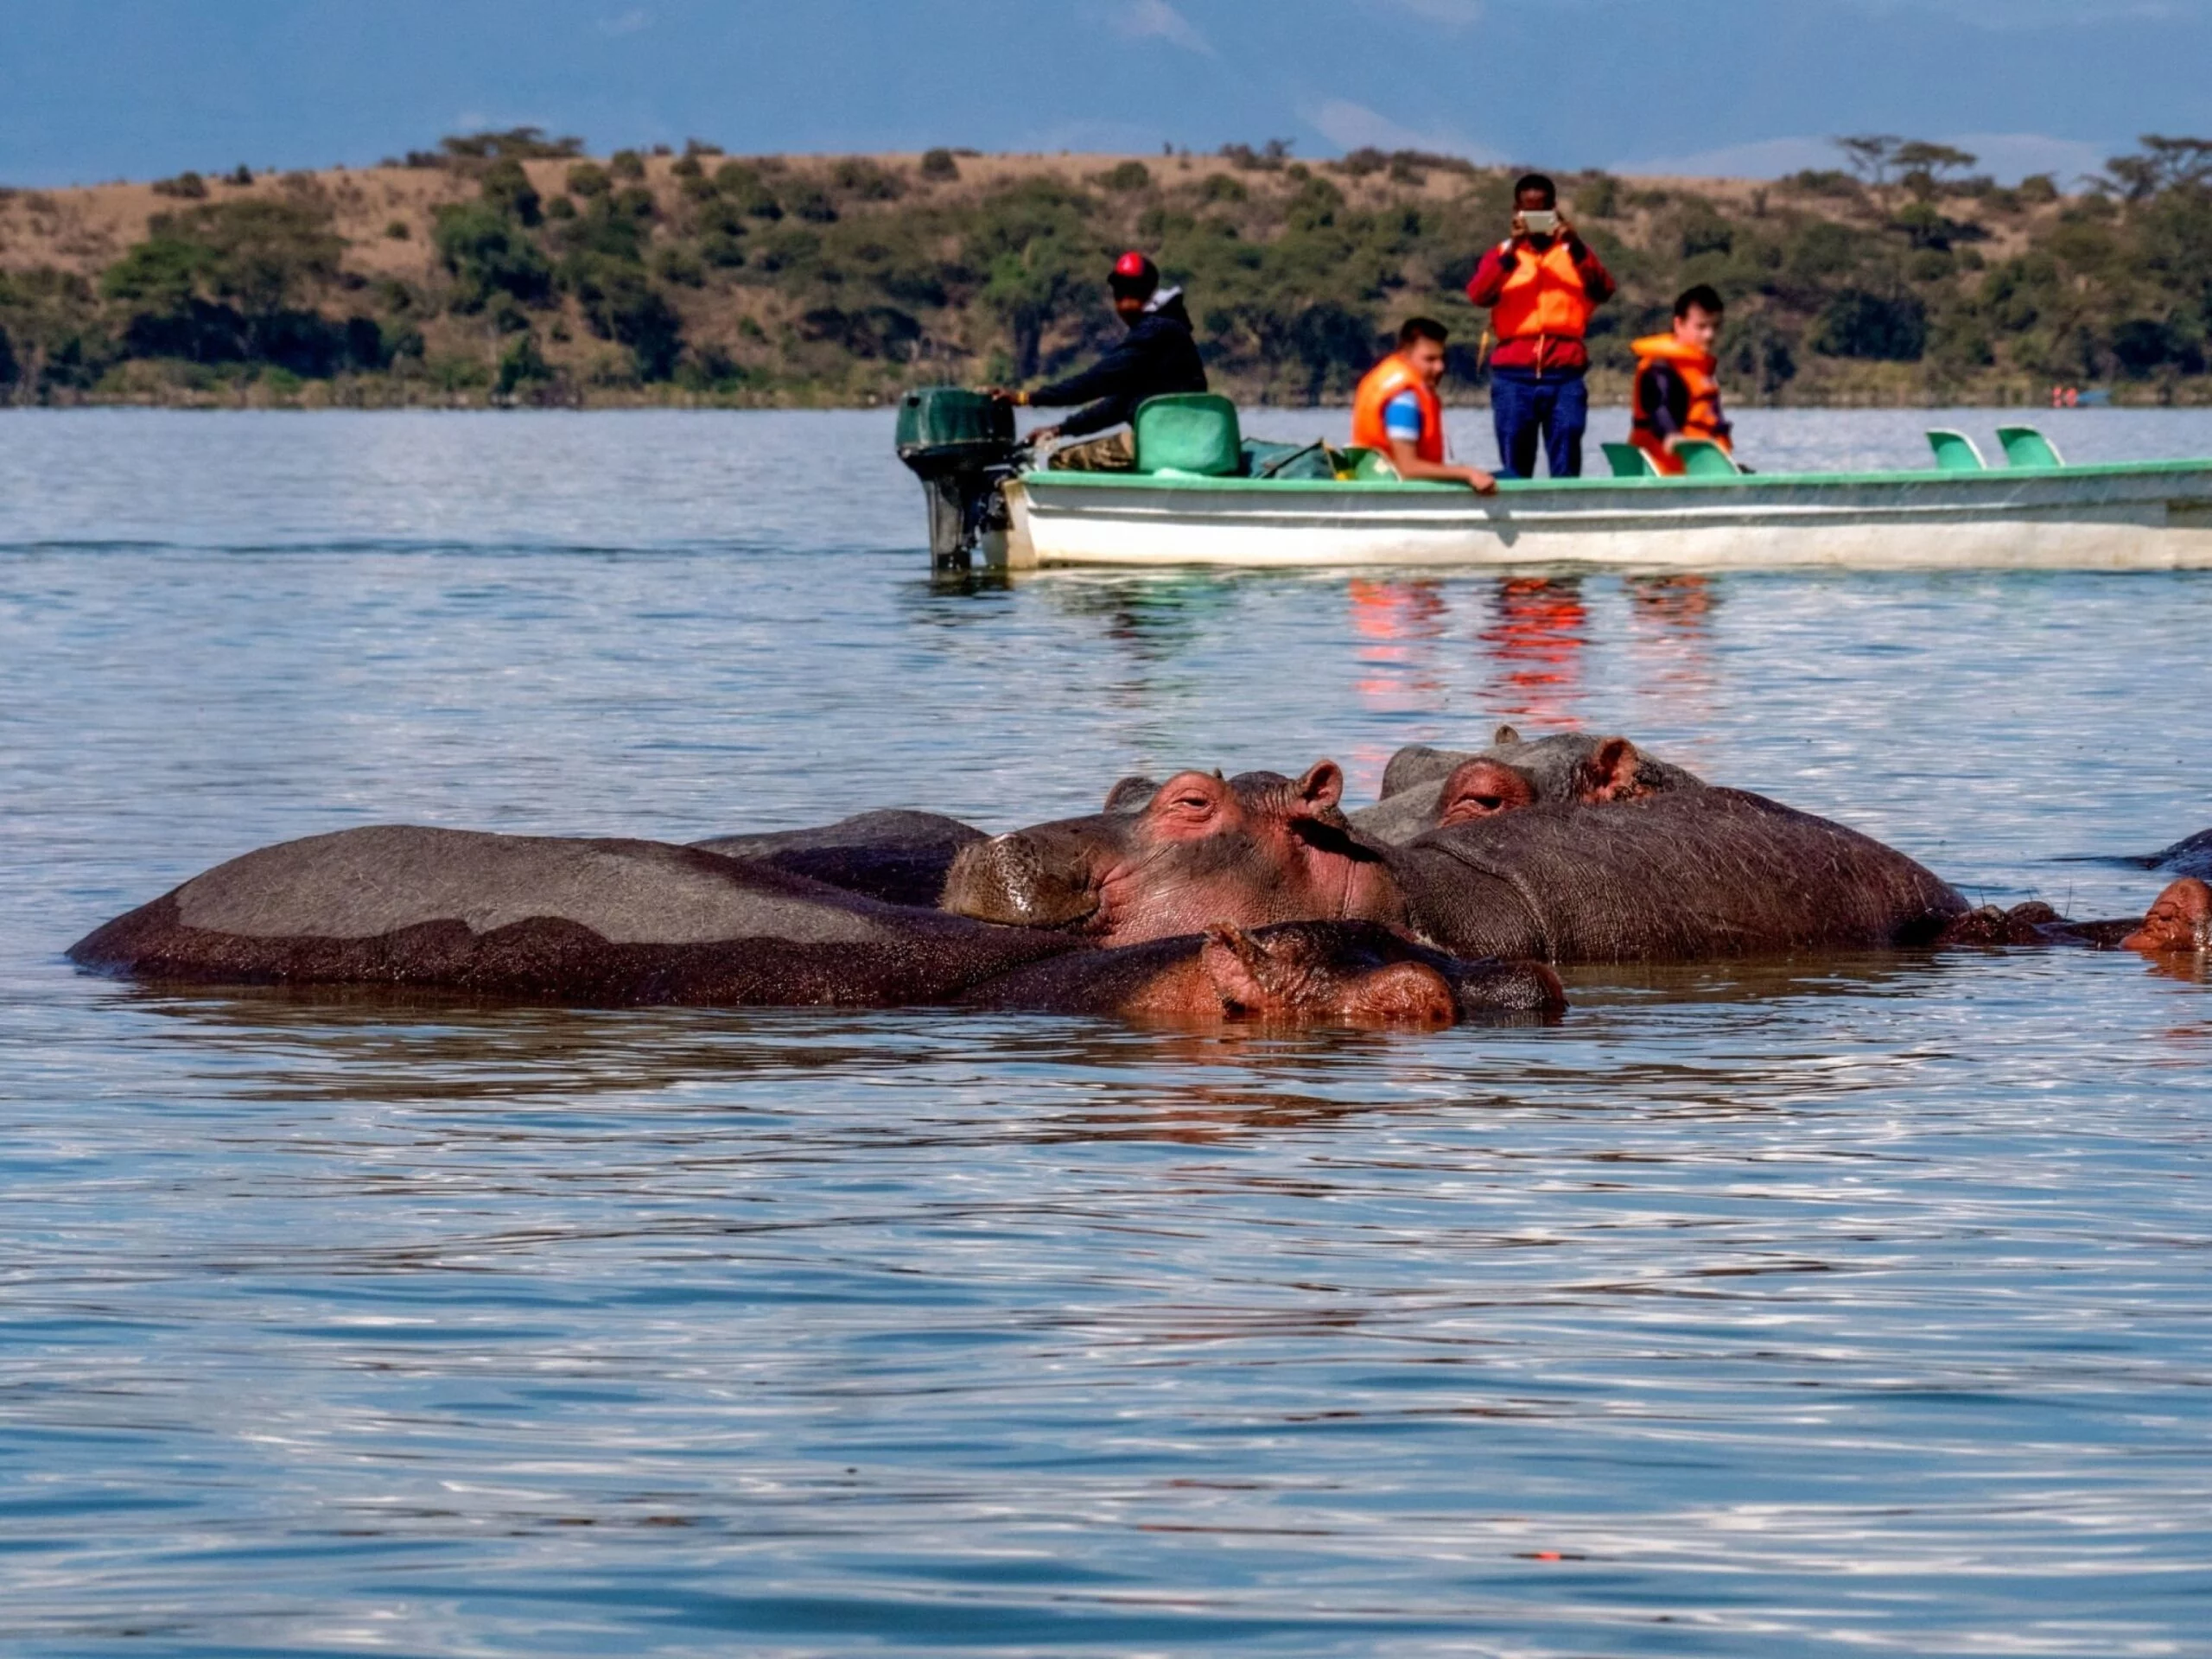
[{"xmin": 985, "ymin": 251, "xmax": 1208, "ymax": 469}]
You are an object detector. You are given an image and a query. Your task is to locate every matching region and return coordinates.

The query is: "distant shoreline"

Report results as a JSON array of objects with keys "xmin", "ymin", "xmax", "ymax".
[{"xmin": 5, "ymin": 139, "xmax": 2206, "ymax": 410}]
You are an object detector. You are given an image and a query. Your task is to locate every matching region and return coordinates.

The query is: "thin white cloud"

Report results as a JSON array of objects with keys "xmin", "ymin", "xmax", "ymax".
[
  {"xmin": 1371, "ymin": 0, "xmax": 1484, "ymax": 26},
  {"xmin": 1307, "ymin": 99, "xmax": 1501, "ymax": 162},
  {"xmin": 1943, "ymin": 132, "xmax": 2117, "ymax": 186},
  {"xmin": 1615, "ymin": 136, "xmax": 1840, "ymax": 181},
  {"xmin": 599, "ymin": 9, "xmax": 652, "ymax": 35},
  {"xmin": 1112, "ymin": 0, "xmax": 1214, "ymax": 54},
  {"xmin": 1848, "ymin": 0, "xmax": 2183, "ymax": 26}
]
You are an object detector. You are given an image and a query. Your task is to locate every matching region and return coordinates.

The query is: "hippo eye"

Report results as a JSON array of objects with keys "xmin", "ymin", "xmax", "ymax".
[{"xmin": 1173, "ymin": 793, "xmax": 1212, "ymax": 811}]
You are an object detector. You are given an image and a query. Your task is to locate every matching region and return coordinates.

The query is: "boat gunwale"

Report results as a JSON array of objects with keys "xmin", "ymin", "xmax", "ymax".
[{"xmin": 1016, "ymin": 454, "xmax": 2212, "ymax": 498}]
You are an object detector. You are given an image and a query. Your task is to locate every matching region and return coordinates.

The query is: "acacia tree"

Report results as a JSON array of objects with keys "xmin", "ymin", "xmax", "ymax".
[
  {"xmin": 1834, "ymin": 135, "xmax": 1903, "ymax": 192},
  {"xmin": 1892, "ymin": 141, "xmax": 1979, "ymax": 199}
]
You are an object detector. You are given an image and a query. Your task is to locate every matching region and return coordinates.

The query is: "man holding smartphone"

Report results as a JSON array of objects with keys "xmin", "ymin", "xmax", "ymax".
[{"xmin": 1465, "ymin": 174, "xmax": 1617, "ymax": 480}]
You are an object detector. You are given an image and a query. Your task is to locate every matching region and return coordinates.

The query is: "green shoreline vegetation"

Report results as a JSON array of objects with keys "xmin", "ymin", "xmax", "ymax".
[{"xmin": 1, "ymin": 130, "xmax": 2209, "ymax": 410}]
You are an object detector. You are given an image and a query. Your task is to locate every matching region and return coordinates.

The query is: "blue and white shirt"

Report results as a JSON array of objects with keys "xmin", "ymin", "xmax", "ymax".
[{"xmin": 1382, "ymin": 390, "xmax": 1427, "ymax": 444}]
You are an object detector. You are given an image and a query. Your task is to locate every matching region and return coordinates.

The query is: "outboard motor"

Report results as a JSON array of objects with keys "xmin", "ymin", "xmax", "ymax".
[{"xmin": 894, "ymin": 387, "xmax": 1026, "ymax": 569}]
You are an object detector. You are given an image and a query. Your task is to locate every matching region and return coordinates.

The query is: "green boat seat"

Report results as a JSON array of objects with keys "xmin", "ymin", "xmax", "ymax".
[
  {"xmin": 1926, "ymin": 429, "xmax": 1987, "ymax": 471},
  {"xmin": 1996, "ymin": 424, "xmax": 2065, "ymax": 468},
  {"xmin": 1673, "ymin": 438, "xmax": 1742, "ymax": 478},
  {"xmin": 1134, "ymin": 393, "xmax": 1243, "ymax": 478},
  {"xmin": 1602, "ymin": 442, "xmax": 1657, "ymax": 478}
]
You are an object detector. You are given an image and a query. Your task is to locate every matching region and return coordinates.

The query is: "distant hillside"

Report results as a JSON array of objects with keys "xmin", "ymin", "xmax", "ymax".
[{"xmin": 2, "ymin": 130, "xmax": 2208, "ymax": 408}]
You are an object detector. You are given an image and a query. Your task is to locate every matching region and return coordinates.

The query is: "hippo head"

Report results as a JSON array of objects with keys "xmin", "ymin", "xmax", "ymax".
[
  {"xmin": 1361, "ymin": 728, "xmax": 1699, "ymax": 844},
  {"xmin": 941, "ymin": 761, "xmax": 1408, "ymax": 945},
  {"xmin": 2122, "ymin": 877, "xmax": 2212, "ymax": 954},
  {"xmin": 1200, "ymin": 921, "xmax": 1564, "ymax": 1025}
]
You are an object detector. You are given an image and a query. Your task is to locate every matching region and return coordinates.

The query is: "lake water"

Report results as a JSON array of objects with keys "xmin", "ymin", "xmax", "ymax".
[{"xmin": 2, "ymin": 407, "xmax": 2209, "ymax": 1657}]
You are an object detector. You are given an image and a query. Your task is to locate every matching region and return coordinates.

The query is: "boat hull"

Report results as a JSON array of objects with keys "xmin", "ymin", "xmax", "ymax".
[{"xmin": 1001, "ymin": 462, "xmax": 2212, "ymax": 571}]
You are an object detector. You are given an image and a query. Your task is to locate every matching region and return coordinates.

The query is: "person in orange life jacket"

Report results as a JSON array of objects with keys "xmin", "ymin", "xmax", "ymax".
[
  {"xmin": 1630, "ymin": 284, "xmax": 1734, "ymax": 475},
  {"xmin": 1350, "ymin": 317, "xmax": 1498, "ymax": 493},
  {"xmin": 982, "ymin": 251, "xmax": 1207, "ymax": 468},
  {"xmin": 1465, "ymin": 173, "xmax": 1617, "ymax": 480}
]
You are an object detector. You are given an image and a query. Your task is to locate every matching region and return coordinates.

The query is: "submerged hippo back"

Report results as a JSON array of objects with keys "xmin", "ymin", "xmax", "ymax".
[
  {"xmin": 1391, "ymin": 788, "xmax": 1967, "ymax": 963},
  {"xmin": 2145, "ymin": 826, "xmax": 2212, "ymax": 880},
  {"xmin": 693, "ymin": 809, "xmax": 986, "ymax": 907},
  {"xmin": 68, "ymin": 824, "xmax": 1073, "ymax": 1005}
]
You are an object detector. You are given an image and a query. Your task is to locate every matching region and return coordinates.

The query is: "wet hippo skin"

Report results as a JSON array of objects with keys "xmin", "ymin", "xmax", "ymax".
[
  {"xmin": 2143, "ymin": 827, "xmax": 2212, "ymax": 880},
  {"xmin": 693, "ymin": 809, "xmax": 986, "ymax": 908},
  {"xmin": 69, "ymin": 825, "xmax": 1076, "ymax": 1006},
  {"xmin": 1354, "ymin": 728, "xmax": 1703, "ymax": 845},
  {"xmin": 1385, "ymin": 789, "xmax": 1967, "ymax": 963},
  {"xmin": 963, "ymin": 920, "xmax": 1565, "ymax": 1024}
]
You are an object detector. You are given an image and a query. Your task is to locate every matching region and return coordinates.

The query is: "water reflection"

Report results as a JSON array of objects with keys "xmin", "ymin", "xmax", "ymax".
[
  {"xmin": 1480, "ymin": 576, "xmax": 1587, "ymax": 725},
  {"xmin": 1625, "ymin": 573, "xmax": 1719, "ymax": 717},
  {"xmin": 1347, "ymin": 577, "xmax": 1450, "ymax": 711}
]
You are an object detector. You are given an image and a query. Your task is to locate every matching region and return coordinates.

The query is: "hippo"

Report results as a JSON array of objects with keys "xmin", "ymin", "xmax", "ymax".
[
  {"xmin": 67, "ymin": 823, "xmax": 1563, "ymax": 1026},
  {"xmin": 941, "ymin": 762, "xmax": 1408, "ymax": 945},
  {"xmin": 2124, "ymin": 877, "xmax": 2212, "ymax": 954},
  {"xmin": 1940, "ymin": 877, "xmax": 2212, "ymax": 956},
  {"xmin": 2141, "ymin": 828, "xmax": 2212, "ymax": 880},
  {"xmin": 1352, "ymin": 727, "xmax": 1703, "ymax": 845},
  {"xmin": 1377, "ymin": 788, "xmax": 1965, "ymax": 962},
  {"xmin": 944, "ymin": 762, "xmax": 1970, "ymax": 963},
  {"xmin": 694, "ymin": 808, "xmax": 985, "ymax": 908},
  {"xmin": 963, "ymin": 920, "xmax": 1565, "ymax": 1025},
  {"xmin": 68, "ymin": 824, "xmax": 1073, "ymax": 1007}
]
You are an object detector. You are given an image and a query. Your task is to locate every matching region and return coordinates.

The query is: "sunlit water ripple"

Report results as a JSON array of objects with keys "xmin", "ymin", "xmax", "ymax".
[{"xmin": 2, "ymin": 407, "xmax": 2208, "ymax": 1656}]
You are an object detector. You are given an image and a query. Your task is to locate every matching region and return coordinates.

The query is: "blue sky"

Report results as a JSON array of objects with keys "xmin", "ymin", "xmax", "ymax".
[{"xmin": 3, "ymin": 0, "xmax": 2206, "ymax": 188}]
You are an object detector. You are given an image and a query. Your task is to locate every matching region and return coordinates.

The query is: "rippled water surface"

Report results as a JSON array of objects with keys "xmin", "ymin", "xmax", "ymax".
[{"xmin": 3, "ymin": 407, "xmax": 2209, "ymax": 1656}]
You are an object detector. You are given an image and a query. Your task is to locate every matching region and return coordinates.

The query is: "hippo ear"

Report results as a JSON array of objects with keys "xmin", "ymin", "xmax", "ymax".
[
  {"xmin": 1294, "ymin": 760, "xmax": 1344, "ymax": 812},
  {"xmin": 1103, "ymin": 775, "xmax": 1160, "ymax": 814},
  {"xmin": 1199, "ymin": 924, "xmax": 1276, "ymax": 1012},
  {"xmin": 1491, "ymin": 724, "xmax": 1522, "ymax": 747},
  {"xmin": 1582, "ymin": 736, "xmax": 1649, "ymax": 804}
]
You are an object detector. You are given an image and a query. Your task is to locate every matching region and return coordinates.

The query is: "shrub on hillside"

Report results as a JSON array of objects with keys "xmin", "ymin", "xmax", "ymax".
[
  {"xmin": 563, "ymin": 253, "xmax": 683, "ymax": 378},
  {"xmin": 432, "ymin": 202, "xmax": 555, "ymax": 311},
  {"xmin": 830, "ymin": 158, "xmax": 906, "ymax": 200},
  {"xmin": 478, "ymin": 159, "xmax": 543, "ymax": 226},
  {"xmin": 1812, "ymin": 289, "xmax": 1928, "ymax": 360}
]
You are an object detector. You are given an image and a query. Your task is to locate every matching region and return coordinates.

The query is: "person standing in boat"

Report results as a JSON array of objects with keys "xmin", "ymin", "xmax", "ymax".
[
  {"xmin": 1629, "ymin": 284, "xmax": 1734, "ymax": 475},
  {"xmin": 1350, "ymin": 317, "xmax": 1498, "ymax": 492},
  {"xmin": 1465, "ymin": 174, "xmax": 1616, "ymax": 480},
  {"xmin": 982, "ymin": 251, "xmax": 1208, "ymax": 471}
]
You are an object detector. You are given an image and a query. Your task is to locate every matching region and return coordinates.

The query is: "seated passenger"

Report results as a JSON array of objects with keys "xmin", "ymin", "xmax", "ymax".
[
  {"xmin": 1630, "ymin": 284, "xmax": 1735, "ymax": 475},
  {"xmin": 1350, "ymin": 317, "xmax": 1498, "ymax": 493},
  {"xmin": 983, "ymin": 251, "xmax": 1207, "ymax": 471}
]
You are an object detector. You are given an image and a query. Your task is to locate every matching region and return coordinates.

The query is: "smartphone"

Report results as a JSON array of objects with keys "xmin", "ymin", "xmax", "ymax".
[{"xmin": 1520, "ymin": 209, "xmax": 1559, "ymax": 236}]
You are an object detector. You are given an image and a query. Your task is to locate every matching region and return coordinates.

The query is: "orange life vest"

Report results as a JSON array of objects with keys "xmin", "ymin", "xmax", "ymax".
[
  {"xmin": 1488, "ymin": 238, "xmax": 1596, "ymax": 365},
  {"xmin": 1350, "ymin": 353, "xmax": 1445, "ymax": 463},
  {"xmin": 1629, "ymin": 334, "xmax": 1730, "ymax": 476}
]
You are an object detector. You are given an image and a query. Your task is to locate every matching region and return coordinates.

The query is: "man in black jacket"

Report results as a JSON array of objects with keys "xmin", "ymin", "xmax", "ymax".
[{"xmin": 986, "ymin": 251, "xmax": 1208, "ymax": 469}]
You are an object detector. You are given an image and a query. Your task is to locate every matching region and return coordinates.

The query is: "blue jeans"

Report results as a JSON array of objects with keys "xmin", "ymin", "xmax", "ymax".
[{"xmin": 1490, "ymin": 367, "xmax": 1589, "ymax": 480}]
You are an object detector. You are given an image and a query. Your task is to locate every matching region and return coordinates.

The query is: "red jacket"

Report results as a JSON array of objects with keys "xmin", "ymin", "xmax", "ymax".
[{"xmin": 1466, "ymin": 234, "xmax": 1617, "ymax": 374}]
